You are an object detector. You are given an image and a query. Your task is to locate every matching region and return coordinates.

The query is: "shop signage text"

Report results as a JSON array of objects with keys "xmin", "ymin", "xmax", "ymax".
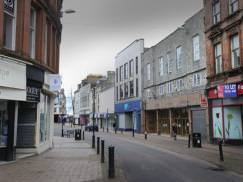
[
  {"xmin": 238, "ymin": 83, "xmax": 243, "ymax": 96},
  {"xmin": 26, "ymin": 86, "xmax": 40, "ymax": 102},
  {"xmin": 224, "ymin": 84, "xmax": 237, "ymax": 98}
]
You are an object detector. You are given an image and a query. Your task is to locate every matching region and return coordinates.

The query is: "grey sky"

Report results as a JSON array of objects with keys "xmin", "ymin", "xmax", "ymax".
[{"xmin": 60, "ymin": 0, "xmax": 203, "ymax": 94}]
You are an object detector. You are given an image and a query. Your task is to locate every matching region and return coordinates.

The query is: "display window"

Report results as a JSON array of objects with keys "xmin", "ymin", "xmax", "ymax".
[{"xmin": 0, "ymin": 101, "xmax": 8, "ymax": 147}]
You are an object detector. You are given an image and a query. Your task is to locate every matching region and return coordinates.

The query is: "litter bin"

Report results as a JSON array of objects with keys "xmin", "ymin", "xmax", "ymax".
[
  {"xmin": 192, "ymin": 133, "xmax": 202, "ymax": 148},
  {"xmin": 75, "ymin": 129, "xmax": 81, "ymax": 140}
]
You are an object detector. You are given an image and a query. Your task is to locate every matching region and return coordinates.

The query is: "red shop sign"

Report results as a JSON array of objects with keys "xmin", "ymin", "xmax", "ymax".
[
  {"xmin": 217, "ymin": 85, "xmax": 224, "ymax": 98},
  {"xmin": 208, "ymin": 89, "xmax": 218, "ymax": 99},
  {"xmin": 238, "ymin": 83, "xmax": 243, "ymax": 96},
  {"xmin": 200, "ymin": 95, "xmax": 208, "ymax": 108}
]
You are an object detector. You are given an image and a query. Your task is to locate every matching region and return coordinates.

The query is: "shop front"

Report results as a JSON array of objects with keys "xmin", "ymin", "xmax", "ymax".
[
  {"xmin": 115, "ymin": 100, "xmax": 141, "ymax": 133},
  {"xmin": 208, "ymin": 83, "xmax": 243, "ymax": 144},
  {"xmin": 0, "ymin": 57, "xmax": 26, "ymax": 161}
]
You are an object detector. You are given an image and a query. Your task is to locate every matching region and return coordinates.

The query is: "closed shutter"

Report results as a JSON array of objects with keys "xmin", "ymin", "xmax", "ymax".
[{"xmin": 192, "ymin": 109, "xmax": 207, "ymax": 140}]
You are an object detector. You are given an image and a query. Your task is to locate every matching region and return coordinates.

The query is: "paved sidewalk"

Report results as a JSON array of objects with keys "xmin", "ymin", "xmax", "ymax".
[
  {"xmin": 104, "ymin": 130, "xmax": 243, "ymax": 176},
  {"xmin": 0, "ymin": 137, "xmax": 104, "ymax": 182}
]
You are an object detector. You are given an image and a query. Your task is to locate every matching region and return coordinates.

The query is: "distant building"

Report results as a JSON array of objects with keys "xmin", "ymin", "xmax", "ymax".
[
  {"xmin": 0, "ymin": 0, "xmax": 63, "ymax": 161},
  {"xmin": 95, "ymin": 71, "xmax": 115, "ymax": 131},
  {"xmin": 73, "ymin": 74, "xmax": 103, "ymax": 125},
  {"xmin": 204, "ymin": 0, "xmax": 243, "ymax": 144},
  {"xmin": 142, "ymin": 10, "xmax": 208, "ymax": 139},
  {"xmin": 54, "ymin": 89, "xmax": 67, "ymax": 123},
  {"xmin": 114, "ymin": 39, "xmax": 145, "ymax": 133}
]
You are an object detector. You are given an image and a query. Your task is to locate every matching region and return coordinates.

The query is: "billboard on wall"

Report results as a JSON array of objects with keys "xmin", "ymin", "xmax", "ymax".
[
  {"xmin": 224, "ymin": 107, "xmax": 243, "ymax": 140},
  {"xmin": 212, "ymin": 107, "xmax": 223, "ymax": 139}
]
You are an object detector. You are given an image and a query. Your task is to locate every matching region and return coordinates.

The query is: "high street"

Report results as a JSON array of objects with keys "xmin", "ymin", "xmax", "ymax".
[{"xmin": 86, "ymin": 131, "xmax": 243, "ymax": 182}]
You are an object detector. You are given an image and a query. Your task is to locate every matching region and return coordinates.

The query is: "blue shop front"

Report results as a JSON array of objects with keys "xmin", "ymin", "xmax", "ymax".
[{"xmin": 115, "ymin": 100, "xmax": 141, "ymax": 133}]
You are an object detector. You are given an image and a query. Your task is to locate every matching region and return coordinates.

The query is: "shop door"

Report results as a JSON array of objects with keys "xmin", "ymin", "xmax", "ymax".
[
  {"xmin": 192, "ymin": 109, "xmax": 207, "ymax": 141},
  {"xmin": 17, "ymin": 102, "xmax": 37, "ymax": 147}
]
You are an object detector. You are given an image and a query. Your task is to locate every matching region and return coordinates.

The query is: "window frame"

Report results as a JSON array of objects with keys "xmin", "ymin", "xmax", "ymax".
[
  {"xmin": 192, "ymin": 35, "xmax": 200, "ymax": 61},
  {"xmin": 176, "ymin": 46, "xmax": 182, "ymax": 70},
  {"xmin": 159, "ymin": 57, "xmax": 164, "ymax": 76},
  {"xmin": 214, "ymin": 43, "xmax": 223, "ymax": 74},
  {"xmin": 231, "ymin": 34, "xmax": 240, "ymax": 69},
  {"xmin": 212, "ymin": 0, "xmax": 220, "ymax": 25},
  {"xmin": 147, "ymin": 63, "xmax": 151, "ymax": 81},
  {"xmin": 29, "ymin": 7, "xmax": 37, "ymax": 59},
  {"xmin": 229, "ymin": 0, "xmax": 238, "ymax": 14}
]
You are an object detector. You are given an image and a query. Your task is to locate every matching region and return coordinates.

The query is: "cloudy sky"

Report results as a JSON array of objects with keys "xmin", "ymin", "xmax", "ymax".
[{"xmin": 60, "ymin": 0, "xmax": 203, "ymax": 96}]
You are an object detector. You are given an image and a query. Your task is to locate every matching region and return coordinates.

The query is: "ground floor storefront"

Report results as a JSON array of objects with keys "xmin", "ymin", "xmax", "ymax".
[
  {"xmin": 144, "ymin": 107, "xmax": 208, "ymax": 140},
  {"xmin": 115, "ymin": 100, "xmax": 141, "ymax": 133}
]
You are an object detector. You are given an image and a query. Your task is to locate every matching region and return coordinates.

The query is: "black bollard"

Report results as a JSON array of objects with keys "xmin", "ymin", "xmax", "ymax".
[
  {"xmin": 145, "ymin": 131, "xmax": 147, "ymax": 140},
  {"xmin": 219, "ymin": 140, "xmax": 224, "ymax": 161},
  {"xmin": 97, "ymin": 137, "xmax": 100, "ymax": 154},
  {"xmin": 132, "ymin": 129, "xmax": 135, "ymax": 137},
  {"xmin": 92, "ymin": 135, "xmax": 95, "ymax": 149},
  {"xmin": 101, "ymin": 140, "xmax": 105, "ymax": 163},
  {"xmin": 82, "ymin": 130, "xmax": 85, "ymax": 140},
  {"xmin": 188, "ymin": 134, "xmax": 191, "ymax": 148},
  {"xmin": 108, "ymin": 146, "xmax": 115, "ymax": 178}
]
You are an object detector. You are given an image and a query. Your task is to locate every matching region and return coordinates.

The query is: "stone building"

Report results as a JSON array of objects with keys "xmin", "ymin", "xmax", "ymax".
[
  {"xmin": 114, "ymin": 39, "xmax": 145, "ymax": 133},
  {"xmin": 142, "ymin": 10, "xmax": 208, "ymax": 139},
  {"xmin": 204, "ymin": 0, "xmax": 243, "ymax": 144},
  {"xmin": 95, "ymin": 71, "xmax": 115, "ymax": 131},
  {"xmin": 0, "ymin": 0, "xmax": 62, "ymax": 161}
]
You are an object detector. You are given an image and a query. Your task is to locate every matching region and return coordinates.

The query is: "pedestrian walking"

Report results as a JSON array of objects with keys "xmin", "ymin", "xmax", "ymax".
[{"xmin": 172, "ymin": 123, "xmax": 177, "ymax": 140}]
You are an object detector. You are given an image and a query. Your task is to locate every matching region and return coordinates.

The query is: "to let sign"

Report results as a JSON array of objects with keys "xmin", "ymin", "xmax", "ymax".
[{"xmin": 224, "ymin": 84, "xmax": 237, "ymax": 98}]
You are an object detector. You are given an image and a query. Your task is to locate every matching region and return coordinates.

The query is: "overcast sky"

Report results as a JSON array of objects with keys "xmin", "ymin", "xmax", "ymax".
[{"xmin": 60, "ymin": 0, "xmax": 203, "ymax": 96}]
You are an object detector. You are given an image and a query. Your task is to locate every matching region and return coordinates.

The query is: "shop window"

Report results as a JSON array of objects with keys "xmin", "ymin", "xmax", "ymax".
[
  {"xmin": 231, "ymin": 34, "xmax": 240, "ymax": 69},
  {"xmin": 29, "ymin": 7, "xmax": 37, "ymax": 59},
  {"xmin": 229, "ymin": 0, "xmax": 238, "ymax": 14},
  {"xmin": 214, "ymin": 43, "xmax": 222, "ymax": 74},
  {"xmin": 0, "ymin": 101, "xmax": 8, "ymax": 147},
  {"xmin": 40, "ymin": 94, "xmax": 50, "ymax": 143},
  {"xmin": 192, "ymin": 73, "xmax": 201, "ymax": 87},
  {"xmin": 116, "ymin": 68, "xmax": 118, "ymax": 83},
  {"xmin": 212, "ymin": 0, "xmax": 220, "ymax": 25},
  {"xmin": 3, "ymin": 0, "xmax": 17, "ymax": 50}
]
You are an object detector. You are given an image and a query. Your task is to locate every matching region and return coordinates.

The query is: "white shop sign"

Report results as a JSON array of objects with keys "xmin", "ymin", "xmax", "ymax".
[
  {"xmin": 0, "ymin": 57, "xmax": 26, "ymax": 100},
  {"xmin": 0, "ymin": 58, "xmax": 26, "ymax": 90}
]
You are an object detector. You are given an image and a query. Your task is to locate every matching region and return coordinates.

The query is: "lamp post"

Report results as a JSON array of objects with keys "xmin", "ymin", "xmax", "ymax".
[
  {"xmin": 106, "ymin": 108, "xmax": 109, "ymax": 132},
  {"xmin": 92, "ymin": 87, "xmax": 96, "ymax": 148}
]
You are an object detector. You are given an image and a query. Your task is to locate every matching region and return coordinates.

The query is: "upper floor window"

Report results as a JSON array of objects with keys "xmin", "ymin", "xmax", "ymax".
[
  {"xmin": 213, "ymin": 0, "xmax": 220, "ymax": 24},
  {"xmin": 136, "ymin": 78, "xmax": 139, "ymax": 97},
  {"xmin": 124, "ymin": 82, "xmax": 128, "ymax": 98},
  {"xmin": 167, "ymin": 81, "xmax": 173, "ymax": 94},
  {"xmin": 166, "ymin": 52, "xmax": 172, "ymax": 74},
  {"xmin": 120, "ymin": 84, "xmax": 124, "ymax": 99},
  {"xmin": 193, "ymin": 35, "xmax": 200, "ymax": 61},
  {"xmin": 116, "ymin": 68, "xmax": 118, "ymax": 83},
  {"xmin": 146, "ymin": 63, "xmax": 151, "ymax": 81},
  {"xmin": 124, "ymin": 63, "xmax": 128, "ymax": 80},
  {"xmin": 3, "ymin": 0, "xmax": 17, "ymax": 50},
  {"xmin": 192, "ymin": 73, "xmax": 201, "ymax": 87},
  {"xmin": 176, "ymin": 46, "xmax": 182, "ymax": 70},
  {"xmin": 135, "ymin": 57, "xmax": 138, "ymax": 75},
  {"xmin": 231, "ymin": 34, "xmax": 240, "ymax": 69},
  {"xmin": 159, "ymin": 57, "xmax": 164, "ymax": 76},
  {"xmin": 129, "ymin": 80, "xmax": 134, "ymax": 97},
  {"xmin": 44, "ymin": 22, "xmax": 48, "ymax": 64},
  {"xmin": 229, "ymin": 0, "xmax": 238, "ymax": 14},
  {"xmin": 129, "ymin": 59, "xmax": 134, "ymax": 77},
  {"xmin": 176, "ymin": 79, "xmax": 183, "ymax": 91},
  {"xmin": 116, "ymin": 86, "xmax": 119, "ymax": 101},
  {"xmin": 29, "ymin": 7, "xmax": 37, "ymax": 59},
  {"xmin": 119, "ymin": 65, "xmax": 124, "ymax": 82},
  {"xmin": 214, "ymin": 43, "xmax": 222, "ymax": 74},
  {"xmin": 159, "ymin": 84, "xmax": 165, "ymax": 96}
]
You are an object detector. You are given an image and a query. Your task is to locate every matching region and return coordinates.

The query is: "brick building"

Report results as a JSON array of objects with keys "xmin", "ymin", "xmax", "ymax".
[
  {"xmin": 142, "ymin": 10, "xmax": 208, "ymax": 139},
  {"xmin": 204, "ymin": 0, "xmax": 243, "ymax": 144},
  {"xmin": 0, "ymin": 0, "xmax": 62, "ymax": 161}
]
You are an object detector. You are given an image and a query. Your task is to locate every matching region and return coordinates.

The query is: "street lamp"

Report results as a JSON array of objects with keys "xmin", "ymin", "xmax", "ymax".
[{"xmin": 91, "ymin": 87, "xmax": 96, "ymax": 148}]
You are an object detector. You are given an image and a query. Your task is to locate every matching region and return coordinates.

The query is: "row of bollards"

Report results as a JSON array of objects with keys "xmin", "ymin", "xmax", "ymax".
[{"xmin": 94, "ymin": 136, "xmax": 115, "ymax": 178}]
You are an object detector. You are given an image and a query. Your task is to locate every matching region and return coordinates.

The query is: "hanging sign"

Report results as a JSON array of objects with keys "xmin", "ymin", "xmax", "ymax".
[
  {"xmin": 49, "ymin": 74, "xmax": 61, "ymax": 91},
  {"xmin": 4, "ymin": 0, "xmax": 15, "ymax": 14},
  {"xmin": 224, "ymin": 84, "xmax": 237, "ymax": 98}
]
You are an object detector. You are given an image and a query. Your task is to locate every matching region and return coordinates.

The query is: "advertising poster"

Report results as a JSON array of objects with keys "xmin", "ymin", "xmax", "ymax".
[
  {"xmin": 223, "ymin": 107, "xmax": 243, "ymax": 140},
  {"xmin": 212, "ymin": 107, "xmax": 223, "ymax": 138}
]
